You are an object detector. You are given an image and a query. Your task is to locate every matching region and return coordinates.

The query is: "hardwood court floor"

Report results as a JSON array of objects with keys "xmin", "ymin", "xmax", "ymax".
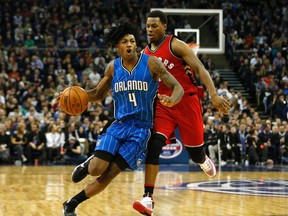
[{"xmin": 0, "ymin": 164, "xmax": 287, "ymax": 216}]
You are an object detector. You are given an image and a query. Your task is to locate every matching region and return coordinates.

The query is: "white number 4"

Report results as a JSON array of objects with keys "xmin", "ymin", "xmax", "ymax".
[{"xmin": 128, "ymin": 93, "xmax": 137, "ymax": 106}]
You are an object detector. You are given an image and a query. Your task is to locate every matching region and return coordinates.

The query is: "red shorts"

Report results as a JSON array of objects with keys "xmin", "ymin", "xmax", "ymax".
[{"xmin": 154, "ymin": 94, "xmax": 204, "ymax": 147}]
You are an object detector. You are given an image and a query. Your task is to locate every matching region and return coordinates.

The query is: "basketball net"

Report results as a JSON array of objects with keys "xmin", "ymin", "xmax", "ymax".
[{"xmin": 187, "ymin": 43, "xmax": 200, "ymax": 55}]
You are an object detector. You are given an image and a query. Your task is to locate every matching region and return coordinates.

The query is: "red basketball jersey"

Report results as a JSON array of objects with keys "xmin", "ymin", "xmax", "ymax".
[{"xmin": 143, "ymin": 35, "xmax": 198, "ymax": 95}]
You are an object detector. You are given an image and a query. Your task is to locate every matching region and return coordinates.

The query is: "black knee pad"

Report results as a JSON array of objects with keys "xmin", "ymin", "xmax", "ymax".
[
  {"xmin": 186, "ymin": 145, "xmax": 206, "ymax": 163},
  {"xmin": 145, "ymin": 133, "xmax": 166, "ymax": 165}
]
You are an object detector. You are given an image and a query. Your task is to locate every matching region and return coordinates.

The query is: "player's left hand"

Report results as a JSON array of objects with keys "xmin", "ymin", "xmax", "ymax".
[
  {"xmin": 211, "ymin": 95, "xmax": 231, "ymax": 115},
  {"xmin": 53, "ymin": 92, "xmax": 63, "ymax": 111},
  {"xmin": 158, "ymin": 94, "xmax": 175, "ymax": 107}
]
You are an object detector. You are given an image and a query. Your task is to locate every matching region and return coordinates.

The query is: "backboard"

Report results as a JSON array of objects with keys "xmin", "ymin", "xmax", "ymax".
[{"xmin": 150, "ymin": 8, "xmax": 225, "ymax": 54}]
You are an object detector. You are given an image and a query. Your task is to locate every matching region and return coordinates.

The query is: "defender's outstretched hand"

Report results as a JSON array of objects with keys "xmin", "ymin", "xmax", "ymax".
[{"xmin": 211, "ymin": 95, "xmax": 231, "ymax": 115}]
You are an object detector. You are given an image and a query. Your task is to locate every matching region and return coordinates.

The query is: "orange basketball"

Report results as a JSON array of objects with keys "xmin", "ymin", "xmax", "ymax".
[{"xmin": 60, "ymin": 86, "xmax": 89, "ymax": 115}]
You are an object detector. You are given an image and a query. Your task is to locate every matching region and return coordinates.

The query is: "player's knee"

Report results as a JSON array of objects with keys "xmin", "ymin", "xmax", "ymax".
[
  {"xmin": 186, "ymin": 145, "xmax": 206, "ymax": 164},
  {"xmin": 145, "ymin": 133, "xmax": 166, "ymax": 165},
  {"xmin": 89, "ymin": 163, "xmax": 106, "ymax": 176},
  {"xmin": 90, "ymin": 152, "xmax": 112, "ymax": 176}
]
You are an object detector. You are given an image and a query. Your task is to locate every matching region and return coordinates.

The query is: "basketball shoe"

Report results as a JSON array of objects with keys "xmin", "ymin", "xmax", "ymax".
[
  {"xmin": 62, "ymin": 199, "xmax": 78, "ymax": 216},
  {"xmin": 71, "ymin": 155, "xmax": 94, "ymax": 183},
  {"xmin": 199, "ymin": 155, "xmax": 216, "ymax": 178},
  {"xmin": 133, "ymin": 193, "xmax": 154, "ymax": 216}
]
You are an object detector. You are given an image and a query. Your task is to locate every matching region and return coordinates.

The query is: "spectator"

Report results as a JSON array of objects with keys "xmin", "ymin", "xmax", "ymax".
[
  {"xmin": 46, "ymin": 123, "xmax": 61, "ymax": 164},
  {"xmin": 223, "ymin": 13, "xmax": 234, "ymax": 33},
  {"xmin": 86, "ymin": 123, "xmax": 99, "ymax": 156},
  {"xmin": 26, "ymin": 122, "xmax": 47, "ymax": 165},
  {"xmin": 0, "ymin": 123, "xmax": 11, "ymax": 163},
  {"xmin": 245, "ymin": 128, "xmax": 260, "ymax": 165},
  {"xmin": 61, "ymin": 136, "xmax": 87, "ymax": 165},
  {"xmin": 217, "ymin": 124, "xmax": 231, "ymax": 165},
  {"xmin": 255, "ymin": 31, "xmax": 267, "ymax": 45},
  {"xmin": 270, "ymin": 124, "xmax": 281, "ymax": 164},
  {"xmin": 238, "ymin": 122, "xmax": 248, "ymax": 159},
  {"xmin": 60, "ymin": 122, "xmax": 79, "ymax": 148},
  {"xmin": 281, "ymin": 124, "xmax": 288, "ymax": 164},
  {"xmin": 88, "ymin": 68, "xmax": 101, "ymax": 87},
  {"xmin": 10, "ymin": 122, "xmax": 28, "ymax": 164},
  {"xmin": 31, "ymin": 55, "xmax": 44, "ymax": 71},
  {"xmin": 8, "ymin": 65, "xmax": 21, "ymax": 82},
  {"xmin": 208, "ymin": 122, "xmax": 222, "ymax": 164},
  {"xmin": 228, "ymin": 125, "xmax": 242, "ymax": 164},
  {"xmin": 274, "ymin": 94, "xmax": 288, "ymax": 121},
  {"xmin": 257, "ymin": 124, "xmax": 271, "ymax": 164},
  {"xmin": 24, "ymin": 106, "xmax": 42, "ymax": 120},
  {"xmin": 83, "ymin": 62, "xmax": 95, "ymax": 76}
]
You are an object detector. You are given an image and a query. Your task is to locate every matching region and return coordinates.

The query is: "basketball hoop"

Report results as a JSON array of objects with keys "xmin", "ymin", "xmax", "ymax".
[{"xmin": 187, "ymin": 43, "xmax": 200, "ymax": 55}]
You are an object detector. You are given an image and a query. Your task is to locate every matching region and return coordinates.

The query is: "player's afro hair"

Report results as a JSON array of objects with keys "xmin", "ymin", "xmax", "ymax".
[{"xmin": 104, "ymin": 21, "xmax": 139, "ymax": 46}]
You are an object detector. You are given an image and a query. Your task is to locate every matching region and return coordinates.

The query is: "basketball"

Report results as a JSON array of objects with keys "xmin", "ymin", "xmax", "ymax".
[{"xmin": 59, "ymin": 86, "xmax": 89, "ymax": 115}]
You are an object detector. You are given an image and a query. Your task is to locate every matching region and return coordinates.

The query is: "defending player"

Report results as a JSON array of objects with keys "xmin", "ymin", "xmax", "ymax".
[
  {"xmin": 133, "ymin": 10, "xmax": 231, "ymax": 216},
  {"xmin": 62, "ymin": 22, "xmax": 184, "ymax": 216}
]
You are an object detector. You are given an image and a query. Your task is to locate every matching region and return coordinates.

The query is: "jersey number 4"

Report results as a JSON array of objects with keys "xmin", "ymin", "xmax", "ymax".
[{"xmin": 128, "ymin": 93, "xmax": 137, "ymax": 106}]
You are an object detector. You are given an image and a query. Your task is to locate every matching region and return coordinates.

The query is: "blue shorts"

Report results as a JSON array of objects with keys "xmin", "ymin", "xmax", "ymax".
[{"xmin": 94, "ymin": 119, "xmax": 151, "ymax": 170}]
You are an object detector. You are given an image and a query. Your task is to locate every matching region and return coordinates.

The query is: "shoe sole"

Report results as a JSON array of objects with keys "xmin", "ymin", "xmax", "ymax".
[
  {"xmin": 62, "ymin": 208, "xmax": 76, "ymax": 216},
  {"xmin": 62, "ymin": 207, "xmax": 77, "ymax": 216},
  {"xmin": 133, "ymin": 201, "xmax": 153, "ymax": 216}
]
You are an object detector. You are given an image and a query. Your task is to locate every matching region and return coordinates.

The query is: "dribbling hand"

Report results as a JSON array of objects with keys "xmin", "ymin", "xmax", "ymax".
[{"xmin": 53, "ymin": 92, "xmax": 62, "ymax": 111}]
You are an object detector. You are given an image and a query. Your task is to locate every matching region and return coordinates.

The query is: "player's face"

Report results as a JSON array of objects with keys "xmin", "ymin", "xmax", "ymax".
[
  {"xmin": 117, "ymin": 34, "xmax": 137, "ymax": 60},
  {"xmin": 146, "ymin": 17, "xmax": 166, "ymax": 43}
]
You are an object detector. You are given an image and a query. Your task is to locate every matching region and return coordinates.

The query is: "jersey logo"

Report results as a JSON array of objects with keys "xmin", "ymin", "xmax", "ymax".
[
  {"xmin": 95, "ymin": 137, "xmax": 102, "ymax": 147},
  {"xmin": 114, "ymin": 80, "xmax": 148, "ymax": 92},
  {"xmin": 157, "ymin": 57, "xmax": 174, "ymax": 69}
]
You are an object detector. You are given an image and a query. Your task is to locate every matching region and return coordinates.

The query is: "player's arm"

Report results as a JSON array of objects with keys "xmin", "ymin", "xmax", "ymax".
[
  {"xmin": 171, "ymin": 38, "xmax": 231, "ymax": 114},
  {"xmin": 148, "ymin": 56, "xmax": 184, "ymax": 107},
  {"xmin": 171, "ymin": 38, "xmax": 218, "ymax": 97},
  {"xmin": 86, "ymin": 61, "xmax": 114, "ymax": 102}
]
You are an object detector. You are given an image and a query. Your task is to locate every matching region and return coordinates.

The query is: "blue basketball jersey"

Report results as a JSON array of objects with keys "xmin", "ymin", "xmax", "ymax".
[{"xmin": 112, "ymin": 53, "xmax": 158, "ymax": 125}]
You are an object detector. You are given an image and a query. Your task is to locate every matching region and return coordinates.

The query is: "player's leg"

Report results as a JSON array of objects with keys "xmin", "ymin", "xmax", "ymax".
[
  {"xmin": 72, "ymin": 122, "xmax": 118, "ymax": 183},
  {"xmin": 133, "ymin": 133, "xmax": 166, "ymax": 216},
  {"xmin": 63, "ymin": 154, "xmax": 129, "ymax": 216},
  {"xmin": 177, "ymin": 94, "xmax": 216, "ymax": 177},
  {"xmin": 71, "ymin": 151, "xmax": 114, "ymax": 183},
  {"xmin": 145, "ymin": 133, "xmax": 166, "ymax": 191},
  {"xmin": 133, "ymin": 104, "xmax": 175, "ymax": 215}
]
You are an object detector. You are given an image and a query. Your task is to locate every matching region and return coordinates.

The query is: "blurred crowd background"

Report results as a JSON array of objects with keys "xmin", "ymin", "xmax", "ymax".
[{"xmin": 0, "ymin": 0, "xmax": 287, "ymax": 167}]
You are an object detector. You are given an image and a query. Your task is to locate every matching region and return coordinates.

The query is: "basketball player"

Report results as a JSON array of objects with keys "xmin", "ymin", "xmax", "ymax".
[
  {"xmin": 133, "ymin": 10, "xmax": 231, "ymax": 216},
  {"xmin": 62, "ymin": 22, "xmax": 184, "ymax": 216}
]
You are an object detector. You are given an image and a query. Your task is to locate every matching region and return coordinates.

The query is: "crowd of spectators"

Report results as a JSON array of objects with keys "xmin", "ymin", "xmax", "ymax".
[
  {"xmin": 0, "ymin": 0, "xmax": 288, "ymax": 167},
  {"xmin": 201, "ymin": 0, "xmax": 288, "ymax": 166}
]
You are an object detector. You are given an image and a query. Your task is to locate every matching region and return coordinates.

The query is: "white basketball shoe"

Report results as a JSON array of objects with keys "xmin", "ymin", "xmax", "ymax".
[
  {"xmin": 199, "ymin": 155, "xmax": 217, "ymax": 178},
  {"xmin": 133, "ymin": 194, "xmax": 154, "ymax": 216}
]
